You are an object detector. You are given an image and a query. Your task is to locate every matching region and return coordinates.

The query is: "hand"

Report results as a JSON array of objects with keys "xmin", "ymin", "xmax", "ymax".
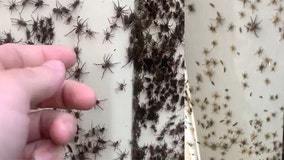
[{"xmin": 0, "ymin": 44, "xmax": 96, "ymax": 160}]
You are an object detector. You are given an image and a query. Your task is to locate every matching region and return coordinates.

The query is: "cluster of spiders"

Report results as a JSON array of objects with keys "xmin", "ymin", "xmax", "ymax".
[
  {"xmin": 102, "ymin": 1, "xmax": 129, "ymax": 44},
  {"xmin": 125, "ymin": 0, "xmax": 186, "ymax": 159},
  {"xmin": 65, "ymin": 1, "xmax": 129, "ymax": 93},
  {"xmin": 63, "ymin": 119, "xmax": 128, "ymax": 160},
  {"xmin": 186, "ymin": 1, "xmax": 283, "ymax": 160},
  {"xmin": 1, "ymin": 1, "xmax": 57, "ymax": 45}
]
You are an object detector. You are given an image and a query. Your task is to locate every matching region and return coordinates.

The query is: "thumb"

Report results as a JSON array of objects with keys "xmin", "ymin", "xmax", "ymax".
[
  {"xmin": 0, "ymin": 60, "xmax": 66, "ymax": 111},
  {"xmin": 24, "ymin": 139, "xmax": 64, "ymax": 160}
]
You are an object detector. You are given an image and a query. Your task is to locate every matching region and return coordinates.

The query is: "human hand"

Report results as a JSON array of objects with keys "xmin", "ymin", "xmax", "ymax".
[{"xmin": 0, "ymin": 44, "xmax": 96, "ymax": 160}]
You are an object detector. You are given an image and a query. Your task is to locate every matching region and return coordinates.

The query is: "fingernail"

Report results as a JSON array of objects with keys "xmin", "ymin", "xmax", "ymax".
[
  {"xmin": 64, "ymin": 118, "xmax": 76, "ymax": 136},
  {"xmin": 34, "ymin": 146, "xmax": 64, "ymax": 160},
  {"xmin": 34, "ymin": 151, "xmax": 52, "ymax": 160},
  {"xmin": 43, "ymin": 60, "xmax": 65, "ymax": 71}
]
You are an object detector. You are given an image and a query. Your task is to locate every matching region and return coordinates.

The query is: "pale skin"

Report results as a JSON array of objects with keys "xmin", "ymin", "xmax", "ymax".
[{"xmin": 0, "ymin": 44, "xmax": 96, "ymax": 160}]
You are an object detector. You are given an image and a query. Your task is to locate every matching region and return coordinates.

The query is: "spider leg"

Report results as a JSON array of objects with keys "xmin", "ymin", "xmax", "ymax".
[
  {"xmin": 65, "ymin": 28, "xmax": 76, "ymax": 36},
  {"xmin": 95, "ymin": 104, "xmax": 103, "ymax": 110},
  {"xmin": 101, "ymin": 69, "xmax": 107, "ymax": 79},
  {"xmin": 254, "ymin": 31, "xmax": 259, "ymax": 38},
  {"xmin": 108, "ymin": 53, "xmax": 113, "ymax": 59},
  {"xmin": 113, "ymin": 62, "xmax": 120, "ymax": 65},
  {"xmin": 76, "ymin": 33, "xmax": 80, "ymax": 43},
  {"xmin": 93, "ymin": 62, "xmax": 103, "ymax": 65},
  {"xmin": 67, "ymin": 71, "xmax": 75, "ymax": 79},
  {"xmin": 108, "ymin": 68, "xmax": 114, "ymax": 73},
  {"xmin": 113, "ymin": 1, "xmax": 117, "ymax": 9},
  {"xmin": 81, "ymin": 18, "xmax": 88, "ymax": 25},
  {"xmin": 251, "ymin": 16, "xmax": 255, "ymax": 23},
  {"xmin": 121, "ymin": 61, "xmax": 131, "ymax": 68},
  {"xmin": 32, "ymin": 7, "xmax": 39, "ymax": 13}
]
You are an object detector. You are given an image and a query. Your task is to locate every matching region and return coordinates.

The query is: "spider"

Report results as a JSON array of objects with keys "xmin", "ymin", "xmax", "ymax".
[
  {"xmin": 95, "ymin": 124, "xmax": 106, "ymax": 135},
  {"xmin": 93, "ymin": 54, "xmax": 120, "ymax": 79},
  {"xmin": 68, "ymin": 0, "xmax": 82, "ymax": 11},
  {"xmin": 122, "ymin": 12, "xmax": 136, "ymax": 29},
  {"xmin": 96, "ymin": 136, "xmax": 108, "ymax": 146},
  {"xmin": 30, "ymin": 16, "xmax": 39, "ymax": 33},
  {"xmin": 65, "ymin": 15, "xmax": 73, "ymax": 25},
  {"xmin": 84, "ymin": 25, "xmax": 97, "ymax": 39},
  {"xmin": 245, "ymin": 16, "xmax": 262, "ymax": 37},
  {"xmin": 75, "ymin": 149, "xmax": 91, "ymax": 160},
  {"xmin": 94, "ymin": 99, "xmax": 107, "ymax": 110},
  {"xmin": 5, "ymin": 0, "xmax": 19, "ymax": 13},
  {"xmin": 115, "ymin": 149, "xmax": 128, "ymax": 160},
  {"xmin": 2, "ymin": 31, "xmax": 21, "ymax": 44},
  {"xmin": 92, "ymin": 144, "xmax": 105, "ymax": 160},
  {"xmin": 113, "ymin": 0, "xmax": 128, "ymax": 20},
  {"xmin": 10, "ymin": 17, "xmax": 30, "ymax": 30},
  {"xmin": 67, "ymin": 62, "xmax": 89, "ymax": 81},
  {"xmin": 110, "ymin": 140, "xmax": 121, "ymax": 150},
  {"xmin": 73, "ymin": 110, "xmax": 83, "ymax": 120},
  {"xmin": 187, "ymin": 3, "xmax": 195, "ymax": 13},
  {"xmin": 32, "ymin": 0, "xmax": 48, "ymax": 13},
  {"xmin": 25, "ymin": 29, "xmax": 31, "ymax": 40},
  {"xmin": 19, "ymin": 0, "xmax": 33, "ymax": 13},
  {"xmin": 108, "ymin": 18, "xmax": 120, "ymax": 31},
  {"xmin": 122, "ymin": 47, "xmax": 135, "ymax": 67},
  {"xmin": 210, "ymin": 11, "xmax": 224, "ymax": 26},
  {"xmin": 73, "ymin": 46, "xmax": 81, "ymax": 61},
  {"xmin": 227, "ymin": 23, "xmax": 235, "ymax": 31},
  {"xmin": 60, "ymin": 6, "xmax": 70, "ymax": 16},
  {"xmin": 65, "ymin": 16, "xmax": 88, "ymax": 40},
  {"xmin": 103, "ymin": 29, "xmax": 114, "ymax": 43},
  {"xmin": 116, "ymin": 80, "xmax": 127, "ymax": 92},
  {"xmin": 52, "ymin": 1, "xmax": 64, "ymax": 19}
]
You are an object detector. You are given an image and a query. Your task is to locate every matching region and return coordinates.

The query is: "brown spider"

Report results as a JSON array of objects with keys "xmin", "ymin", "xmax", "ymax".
[
  {"xmin": 65, "ymin": 16, "xmax": 88, "ymax": 40},
  {"xmin": 93, "ymin": 54, "xmax": 120, "ymax": 79},
  {"xmin": 103, "ymin": 29, "xmax": 114, "ymax": 43},
  {"xmin": 68, "ymin": 0, "xmax": 83, "ymax": 11},
  {"xmin": 85, "ymin": 26, "xmax": 97, "ymax": 39},
  {"xmin": 113, "ymin": 0, "xmax": 128, "ymax": 19},
  {"xmin": 245, "ymin": 16, "xmax": 262, "ymax": 37},
  {"xmin": 110, "ymin": 140, "xmax": 121, "ymax": 150},
  {"xmin": 10, "ymin": 16, "xmax": 30, "ymax": 30},
  {"xmin": 19, "ymin": 0, "xmax": 33, "ymax": 13},
  {"xmin": 67, "ymin": 62, "xmax": 89, "ymax": 81},
  {"xmin": 32, "ymin": 0, "xmax": 49, "ymax": 13},
  {"xmin": 116, "ymin": 80, "xmax": 127, "ymax": 92},
  {"xmin": 73, "ymin": 45, "xmax": 81, "ymax": 61},
  {"xmin": 91, "ymin": 144, "xmax": 105, "ymax": 159},
  {"xmin": 94, "ymin": 99, "xmax": 107, "ymax": 110},
  {"xmin": 72, "ymin": 110, "xmax": 83, "ymax": 120},
  {"xmin": 5, "ymin": 0, "xmax": 19, "ymax": 13},
  {"xmin": 122, "ymin": 47, "xmax": 135, "ymax": 67},
  {"xmin": 187, "ymin": 3, "xmax": 195, "ymax": 13},
  {"xmin": 115, "ymin": 149, "xmax": 128, "ymax": 160},
  {"xmin": 108, "ymin": 18, "xmax": 120, "ymax": 31}
]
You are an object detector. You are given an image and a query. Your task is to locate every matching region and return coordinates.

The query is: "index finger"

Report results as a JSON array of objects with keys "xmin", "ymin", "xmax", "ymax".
[{"xmin": 0, "ymin": 44, "xmax": 76, "ymax": 70}]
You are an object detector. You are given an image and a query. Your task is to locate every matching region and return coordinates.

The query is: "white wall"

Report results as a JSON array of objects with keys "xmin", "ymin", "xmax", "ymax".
[{"xmin": 185, "ymin": 0, "xmax": 283, "ymax": 159}]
